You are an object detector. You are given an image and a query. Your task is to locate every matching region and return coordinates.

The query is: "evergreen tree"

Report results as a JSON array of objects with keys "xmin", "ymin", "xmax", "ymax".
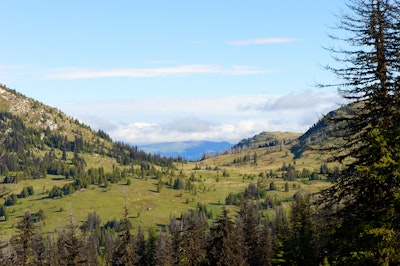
[
  {"xmin": 271, "ymin": 207, "xmax": 288, "ymax": 265},
  {"xmin": 284, "ymin": 182, "xmax": 289, "ymax": 192},
  {"xmin": 240, "ymin": 201, "xmax": 259, "ymax": 265},
  {"xmin": 31, "ymin": 231, "xmax": 48, "ymax": 266},
  {"xmin": 111, "ymin": 204, "xmax": 136, "ymax": 265},
  {"xmin": 80, "ymin": 230, "xmax": 99, "ymax": 266},
  {"xmin": 179, "ymin": 209, "xmax": 208, "ymax": 265},
  {"xmin": 206, "ymin": 207, "xmax": 245, "ymax": 266},
  {"xmin": 46, "ymin": 233, "xmax": 59, "ymax": 266},
  {"xmin": 135, "ymin": 227, "xmax": 146, "ymax": 266},
  {"xmin": 258, "ymin": 219, "xmax": 273, "ymax": 266},
  {"xmin": 57, "ymin": 211, "xmax": 83, "ymax": 265},
  {"xmin": 13, "ymin": 211, "xmax": 36, "ymax": 265},
  {"xmin": 145, "ymin": 227, "xmax": 157, "ymax": 266},
  {"xmin": 318, "ymin": 0, "xmax": 400, "ymax": 263},
  {"xmin": 167, "ymin": 216, "xmax": 182, "ymax": 265},
  {"xmin": 154, "ymin": 230, "xmax": 174, "ymax": 266},
  {"xmin": 285, "ymin": 192, "xmax": 317, "ymax": 265},
  {"xmin": 0, "ymin": 205, "xmax": 8, "ymax": 221},
  {"xmin": 240, "ymin": 201, "xmax": 271, "ymax": 266}
]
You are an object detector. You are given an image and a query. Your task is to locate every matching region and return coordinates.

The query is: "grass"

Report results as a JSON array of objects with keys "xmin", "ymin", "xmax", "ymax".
[
  {"xmin": 0, "ymin": 141, "xmax": 334, "ymax": 237},
  {"xmin": 0, "ymin": 172, "xmax": 246, "ymax": 237}
]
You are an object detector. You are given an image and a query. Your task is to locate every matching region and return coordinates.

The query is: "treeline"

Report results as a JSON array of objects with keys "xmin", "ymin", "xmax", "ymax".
[
  {"xmin": 225, "ymin": 182, "xmax": 285, "ymax": 209},
  {"xmin": 0, "ymin": 191, "xmax": 327, "ymax": 266},
  {"xmin": 227, "ymin": 156, "xmax": 340, "ymax": 182},
  {"xmin": 230, "ymin": 133, "xmax": 296, "ymax": 154}
]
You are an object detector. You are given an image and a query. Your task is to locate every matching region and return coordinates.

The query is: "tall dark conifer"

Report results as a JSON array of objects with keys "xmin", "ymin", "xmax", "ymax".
[
  {"xmin": 154, "ymin": 230, "xmax": 174, "ymax": 265},
  {"xmin": 111, "ymin": 204, "xmax": 137, "ymax": 265},
  {"xmin": 179, "ymin": 209, "xmax": 208, "ymax": 265},
  {"xmin": 285, "ymin": 192, "xmax": 317, "ymax": 266},
  {"xmin": 206, "ymin": 207, "xmax": 245, "ymax": 266},
  {"xmin": 57, "ymin": 211, "xmax": 83, "ymax": 265},
  {"xmin": 135, "ymin": 227, "xmax": 146, "ymax": 266},
  {"xmin": 318, "ymin": 0, "xmax": 400, "ymax": 263},
  {"xmin": 13, "ymin": 211, "xmax": 35, "ymax": 265},
  {"xmin": 145, "ymin": 227, "xmax": 157, "ymax": 266},
  {"xmin": 271, "ymin": 207, "xmax": 288, "ymax": 265},
  {"xmin": 240, "ymin": 200, "xmax": 273, "ymax": 266},
  {"xmin": 168, "ymin": 216, "xmax": 182, "ymax": 265},
  {"xmin": 257, "ymin": 219, "xmax": 273, "ymax": 266},
  {"xmin": 240, "ymin": 201, "xmax": 262, "ymax": 266}
]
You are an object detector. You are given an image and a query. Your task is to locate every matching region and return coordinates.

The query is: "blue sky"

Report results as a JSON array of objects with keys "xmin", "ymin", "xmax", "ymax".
[{"xmin": 0, "ymin": 0, "xmax": 347, "ymax": 144}]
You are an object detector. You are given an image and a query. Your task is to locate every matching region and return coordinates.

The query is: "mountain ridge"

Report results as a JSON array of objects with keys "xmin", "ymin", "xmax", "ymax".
[{"xmin": 139, "ymin": 140, "xmax": 233, "ymax": 161}]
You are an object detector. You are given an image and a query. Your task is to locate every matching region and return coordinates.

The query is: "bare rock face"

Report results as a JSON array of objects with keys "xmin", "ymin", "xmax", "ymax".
[{"xmin": 0, "ymin": 85, "xmax": 58, "ymax": 130}]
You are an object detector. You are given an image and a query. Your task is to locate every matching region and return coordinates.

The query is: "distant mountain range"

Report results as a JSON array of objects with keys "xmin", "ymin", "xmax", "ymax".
[{"xmin": 139, "ymin": 141, "xmax": 233, "ymax": 161}]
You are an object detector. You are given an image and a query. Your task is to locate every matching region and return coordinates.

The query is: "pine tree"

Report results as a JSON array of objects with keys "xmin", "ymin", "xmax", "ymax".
[
  {"xmin": 154, "ymin": 230, "xmax": 174, "ymax": 266},
  {"xmin": 57, "ymin": 211, "xmax": 83, "ymax": 265},
  {"xmin": 32, "ymin": 231, "xmax": 48, "ymax": 266},
  {"xmin": 271, "ymin": 207, "xmax": 288, "ymax": 265},
  {"xmin": 206, "ymin": 207, "xmax": 245, "ymax": 266},
  {"xmin": 46, "ymin": 232, "xmax": 59, "ymax": 266},
  {"xmin": 135, "ymin": 227, "xmax": 146, "ymax": 266},
  {"xmin": 285, "ymin": 192, "xmax": 317, "ymax": 265},
  {"xmin": 0, "ymin": 204, "xmax": 8, "ymax": 221},
  {"xmin": 240, "ymin": 201, "xmax": 259, "ymax": 266},
  {"xmin": 258, "ymin": 219, "xmax": 273, "ymax": 266},
  {"xmin": 13, "ymin": 211, "xmax": 35, "ymax": 265},
  {"xmin": 81, "ymin": 231, "xmax": 99, "ymax": 266},
  {"xmin": 145, "ymin": 227, "xmax": 157, "ymax": 266},
  {"xmin": 240, "ymin": 201, "xmax": 272, "ymax": 266},
  {"xmin": 179, "ymin": 209, "xmax": 207, "ymax": 265},
  {"xmin": 317, "ymin": 0, "xmax": 400, "ymax": 263},
  {"xmin": 111, "ymin": 204, "xmax": 137, "ymax": 265}
]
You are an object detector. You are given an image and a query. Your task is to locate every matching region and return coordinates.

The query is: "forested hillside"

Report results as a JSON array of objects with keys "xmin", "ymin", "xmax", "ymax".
[
  {"xmin": 290, "ymin": 104, "xmax": 356, "ymax": 159},
  {"xmin": 0, "ymin": 84, "xmax": 176, "ymax": 173}
]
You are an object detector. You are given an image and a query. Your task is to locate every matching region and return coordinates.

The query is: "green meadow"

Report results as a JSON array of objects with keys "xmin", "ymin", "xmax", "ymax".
[{"xmin": 0, "ymin": 138, "xmax": 332, "ymax": 237}]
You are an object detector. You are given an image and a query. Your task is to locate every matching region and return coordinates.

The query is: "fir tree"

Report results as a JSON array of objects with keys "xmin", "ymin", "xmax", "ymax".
[
  {"xmin": 57, "ymin": 211, "xmax": 83, "ymax": 265},
  {"xmin": 13, "ymin": 211, "xmax": 36, "ymax": 265},
  {"xmin": 154, "ymin": 230, "xmax": 174, "ymax": 265},
  {"xmin": 206, "ymin": 207, "xmax": 245, "ymax": 266},
  {"xmin": 317, "ymin": 0, "xmax": 400, "ymax": 263},
  {"xmin": 285, "ymin": 192, "xmax": 317, "ymax": 265},
  {"xmin": 111, "ymin": 204, "xmax": 137, "ymax": 265}
]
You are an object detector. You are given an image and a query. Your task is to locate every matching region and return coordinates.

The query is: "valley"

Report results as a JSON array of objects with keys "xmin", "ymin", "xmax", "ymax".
[{"xmin": 0, "ymin": 86, "xmax": 333, "ymax": 237}]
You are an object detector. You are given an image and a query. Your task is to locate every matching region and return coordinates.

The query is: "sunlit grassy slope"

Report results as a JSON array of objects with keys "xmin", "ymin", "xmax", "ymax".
[{"xmin": 0, "ymin": 131, "xmax": 333, "ymax": 237}]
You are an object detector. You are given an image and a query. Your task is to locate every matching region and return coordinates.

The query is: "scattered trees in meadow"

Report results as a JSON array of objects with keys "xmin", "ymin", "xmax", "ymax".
[{"xmin": 0, "ymin": 195, "xmax": 317, "ymax": 265}]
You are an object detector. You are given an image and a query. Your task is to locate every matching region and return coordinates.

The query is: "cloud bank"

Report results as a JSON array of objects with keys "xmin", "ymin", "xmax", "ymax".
[{"xmin": 60, "ymin": 91, "xmax": 344, "ymax": 145}]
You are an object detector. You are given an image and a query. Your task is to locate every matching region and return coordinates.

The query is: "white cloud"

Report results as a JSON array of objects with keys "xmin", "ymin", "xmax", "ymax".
[
  {"xmin": 227, "ymin": 37, "xmax": 300, "ymax": 46},
  {"xmin": 165, "ymin": 117, "xmax": 211, "ymax": 132},
  {"xmin": 107, "ymin": 119, "xmax": 270, "ymax": 144},
  {"xmin": 62, "ymin": 91, "xmax": 344, "ymax": 145},
  {"xmin": 244, "ymin": 90, "xmax": 344, "ymax": 111},
  {"xmin": 43, "ymin": 65, "xmax": 270, "ymax": 80}
]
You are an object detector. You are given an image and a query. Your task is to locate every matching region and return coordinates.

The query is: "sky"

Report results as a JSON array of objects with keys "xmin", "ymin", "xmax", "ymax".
[{"xmin": 0, "ymin": 0, "xmax": 348, "ymax": 145}]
